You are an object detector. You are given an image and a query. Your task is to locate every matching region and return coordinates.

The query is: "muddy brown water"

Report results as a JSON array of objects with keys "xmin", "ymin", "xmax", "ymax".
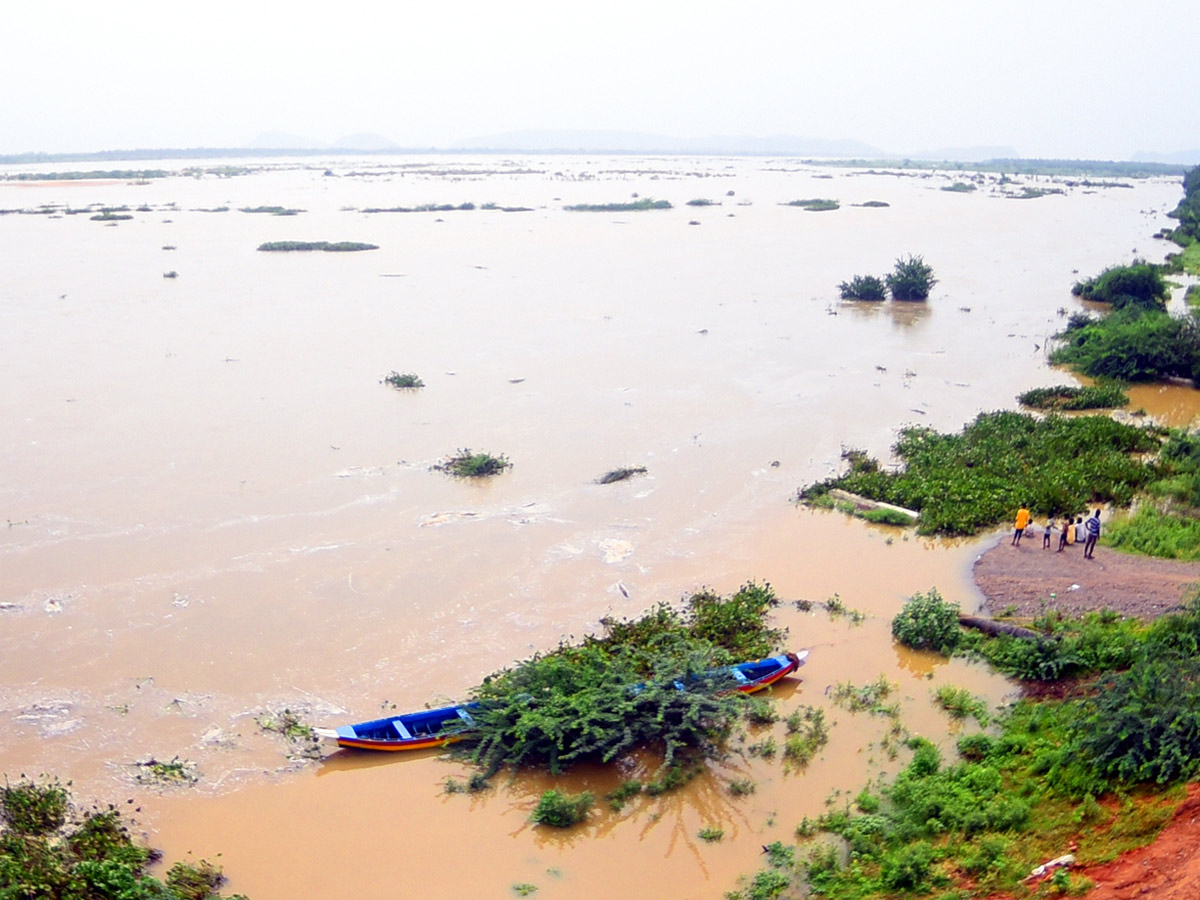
[{"xmin": 0, "ymin": 157, "xmax": 1192, "ymax": 898}]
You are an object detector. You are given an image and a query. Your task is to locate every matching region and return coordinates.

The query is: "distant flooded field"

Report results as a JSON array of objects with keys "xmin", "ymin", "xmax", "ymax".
[{"xmin": 0, "ymin": 156, "xmax": 1188, "ymax": 899}]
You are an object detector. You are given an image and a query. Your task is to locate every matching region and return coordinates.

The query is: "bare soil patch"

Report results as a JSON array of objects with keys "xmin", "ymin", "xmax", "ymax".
[{"xmin": 972, "ymin": 537, "xmax": 1198, "ymax": 621}]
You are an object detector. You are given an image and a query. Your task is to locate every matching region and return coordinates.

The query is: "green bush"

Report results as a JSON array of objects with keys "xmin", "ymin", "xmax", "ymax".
[
  {"xmin": 530, "ymin": 789, "xmax": 593, "ymax": 827},
  {"xmin": 1077, "ymin": 657, "xmax": 1200, "ymax": 783},
  {"xmin": 1104, "ymin": 505, "xmax": 1200, "ymax": 560},
  {"xmin": 1051, "ymin": 308, "xmax": 1200, "ymax": 383},
  {"xmin": 838, "ymin": 274, "xmax": 887, "ymax": 301},
  {"xmin": 1071, "ymin": 262, "xmax": 1168, "ymax": 311},
  {"xmin": 892, "ymin": 589, "xmax": 961, "ymax": 654},
  {"xmin": 956, "ymin": 734, "xmax": 994, "ymax": 761},
  {"xmin": 879, "ymin": 841, "xmax": 936, "ymax": 891},
  {"xmin": 1, "ymin": 778, "xmax": 68, "ymax": 836},
  {"xmin": 435, "ymin": 449, "xmax": 511, "ymax": 477},
  {"xmin": 886, "ymin": 255, "xmax": 937, "ymax": 301},
  {"xmin": 383, "ymin": 371, "xmax": 424, "ymax": 389},
  {"xmin": 933, "ymin": 685, "xmax": 988, "ymax": 724}
]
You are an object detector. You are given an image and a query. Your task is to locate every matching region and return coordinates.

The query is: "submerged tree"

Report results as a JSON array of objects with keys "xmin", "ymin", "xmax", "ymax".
[{"xmin": 886, "ymin": 255, "xmax": 937, "ymax": 301}]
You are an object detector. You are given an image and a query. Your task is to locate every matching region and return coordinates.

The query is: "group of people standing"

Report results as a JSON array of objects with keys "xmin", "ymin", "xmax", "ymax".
[{"xmin": 1011, "ymin": 505, "xmax": 1102, "ymax": 559}]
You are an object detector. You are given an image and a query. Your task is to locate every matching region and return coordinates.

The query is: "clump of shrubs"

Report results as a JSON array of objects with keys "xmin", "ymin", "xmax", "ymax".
[
  {"xmin": 434, "ymin": 449, "xmax": 511, "ymax": 477},
  {"xmin": 886, "ymin": 255, "xmax": 937, "ymax": 301},
  {"xmin": 383, "ymin": 371, "xmax": 424, "ymax": 389},
  {"xmin": 838, "ymin": 274, "xmax": 887, "ymax": 301},
  {"xmin": 1071, "ymin": 262, "xmax": 1168, "ymax": 311},
  {"xmin": 838, "ymin": 256, "xmax": 937, "ymax": 302},
  {"xmin": 530, "ymin": 789, "xmax": 593, "ymax": 827},
  {"xmin": 891, "ymin": 588, "xmax": 960, "ymax": 655}
]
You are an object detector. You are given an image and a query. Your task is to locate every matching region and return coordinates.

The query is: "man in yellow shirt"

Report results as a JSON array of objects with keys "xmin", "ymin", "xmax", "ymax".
[{"xmin": 1011, "ymin": 505, "xmax": 1031, "ymax": 547}]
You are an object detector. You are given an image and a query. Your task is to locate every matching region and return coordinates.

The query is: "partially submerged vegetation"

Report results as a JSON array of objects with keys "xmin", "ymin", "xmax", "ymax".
[
  {"xmin": 563, "ymin": 198, "xmax": 672, "ymax": 212},
  {"xmin": 0, "ymin": 778, "xmax": 244, "ymax": 899},
  {"xmin": 239, "ymin": 205, "xmax": 303, "ymax": 215},
  {"xmin": 1071, "ymin": 261, "xmax": 1169, "ymax": 311},
  {"xmin": 434, "ymin": 449, "xmax": 511, "ymax": 478},
  {"xmin": 1052, "ymin": 170, "xmax": 1200, "ymax": 387},
  {"xmin": 839, "ymin": 256, "xmax": 937, "ymax": 302},
  {"xmin": 1, "ymin": 169, "xmax": 169, "ymax": 182},
  {"xmin": 257, "ymin": 241, "xmax": 378, "ymax": 252},
  {"xmin": 457, "ymin": 583, "xmax": 787, "ymax": 784},
  {"xmin": 362, "ymin": 202, "xmax": 476, "ymax": 213},
  {"xmin": 784, "ymin": 198, "xmax": 839, "ymax": 211},
  {"xmin": 838, "ymin": 274, "xmax": 887, "ymax": 302},
  {"xmin": 131, "ymin": 756, "xmax": 199, "ymax": 786},
  {"xmin": 799, "ymin": 411, "xmax": 1159, "ymax": 535},
  {"xmin": 530, "ymin": 789, "xmax": 594, "ymax": 827},
  {"xmin": 382, "ymin": 371, "xmax": 424, "ymax": 389},
  {"xmin": 1053, "ymin": 307, "xmax": 1200, "ymax": 383},
  {"xmin": 1017, "ymin": 383, "xmax": 1129, "ymax": 411},
  {"xmin": 886, "ymin": 254, "xmax": 937, "ymax": 301}
]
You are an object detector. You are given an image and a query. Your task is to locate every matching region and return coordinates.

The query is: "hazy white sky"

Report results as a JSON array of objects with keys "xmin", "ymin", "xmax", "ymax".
[{"xmin": 4, "ymin": 0, "xmax": 1196, "ymax": 158}]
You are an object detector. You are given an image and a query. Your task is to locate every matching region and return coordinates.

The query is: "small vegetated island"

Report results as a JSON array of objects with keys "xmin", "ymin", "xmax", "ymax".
[
  {"xmin": 257, "ymin": 241, "xmax": 378, "ymax": 252},
  {"xmin": 433, "ymin": 449, "xmax": 511, "ymax": 477},
  {"xmin": 563, "ymin": 198, "xmax": 672, "ymax": 211},
  {"xmin": 783, "ymin": 198, "xmax": 839, "ymax": 211},
  {"xmin": 382, "ymin": 370, "xmax": 424, "ymax": 389}
]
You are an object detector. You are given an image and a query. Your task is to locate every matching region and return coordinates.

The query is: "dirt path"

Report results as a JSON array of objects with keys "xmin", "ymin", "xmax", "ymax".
[
  {"xmin": 972, "ymin": 540, "xmax": 1200, "ymax": 898},
  {"xmin": 972, "ymin": 536, "xmax": 1199, "ymax": 620}
]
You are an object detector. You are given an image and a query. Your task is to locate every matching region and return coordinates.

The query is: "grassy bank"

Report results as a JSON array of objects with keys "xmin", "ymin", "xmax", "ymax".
[{"xmin": 727, "ymin": 593, "xmax": 1200, "ymax": 900}]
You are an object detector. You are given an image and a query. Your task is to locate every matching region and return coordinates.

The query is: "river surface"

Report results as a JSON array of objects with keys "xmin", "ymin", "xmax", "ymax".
[{"xmin": 0, "ymin": 156, "xmax": 1190, "ymax": 898}]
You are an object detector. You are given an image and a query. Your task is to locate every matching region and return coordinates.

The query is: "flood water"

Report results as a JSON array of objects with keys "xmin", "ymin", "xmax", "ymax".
[{"xmin": 0, "ymin": 156, "xmax": 1190, "ymax": 898}]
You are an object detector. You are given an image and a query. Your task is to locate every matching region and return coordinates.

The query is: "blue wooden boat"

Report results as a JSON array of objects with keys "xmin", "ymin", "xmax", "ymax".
[
  {"xmin": 317, "ymin": 650, "xmax": 806, "ymax": 752},
  {"xmin": 723, "ymin": 650, "xmax": 807, "ymax": 694},
  {"xmin": 314, "ymin": 702, "xmax": 480, "ymax": 752}
]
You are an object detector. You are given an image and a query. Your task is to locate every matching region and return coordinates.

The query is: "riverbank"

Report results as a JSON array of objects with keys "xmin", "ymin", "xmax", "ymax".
[{"xmin": 972, "ymin": 536, "xmax": 1199, "ymax": 620}]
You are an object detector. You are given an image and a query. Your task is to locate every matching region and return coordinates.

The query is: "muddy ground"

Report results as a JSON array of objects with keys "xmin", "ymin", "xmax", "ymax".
[{"xmin": 973, "ymin": 536, "xmax": 1199, "ymax": 620}]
